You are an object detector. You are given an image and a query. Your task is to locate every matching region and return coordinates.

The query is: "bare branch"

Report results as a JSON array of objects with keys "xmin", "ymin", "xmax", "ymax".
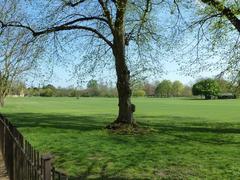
[
  {"xmin": 33, "ymin": 25, "xmax": 113, "ymax": 47},
  {"xmin": 0, "ymin": 21, "xmax": 113, "ymax": 47},
  {"xmin": 63, "ymin": 16, "xmax": 109, "ymax": 25},
  {"xmin": 63, "ymin": 0, "xmax": 86, "ymax": 7},
  {"xmin": 98, "ymin": 0, "xmax": 115, "ymax": 32}
]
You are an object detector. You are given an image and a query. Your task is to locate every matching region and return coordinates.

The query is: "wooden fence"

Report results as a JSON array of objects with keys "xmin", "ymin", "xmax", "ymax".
[{"xmin": 0, "ymin": 114, "xmax": 68, "ymax": 180}]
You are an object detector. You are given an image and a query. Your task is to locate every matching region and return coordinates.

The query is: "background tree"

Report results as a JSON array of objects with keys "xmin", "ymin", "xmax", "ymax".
[
  {"xmin": 39, "ymin": 84, "xmax": 57, "ymax": 97},
  {"xmin": 182, "ymin": 85, "xmax": 192, "ymax": 97},
  {"xmin": 172, "ymin": 80, "xmax": 184, "ymax": 97},
  {"xmin": 43, "ymin": 84, "xmax": 57, "ymax": 91},
  {"xmin": 143, "ymin": 81, "xmax": 156, "ymax": 96},
  {"xmin": 192, "ymin": 79, "xmax": 220, "ymax": 99},
  {"xmin": 87, "ymin": 80, "xmax": 98, "ymax": 90},
  {"xmin": 215, "ymin": 78, "xmax": 232, "ymax": 93},
  {"xmin": 40, "ymin": 88, "xmax": 55, "ymax": 97},
  {"xmin": 86, "ymin": 79, "xmax": 100, "ymax": 97},
  {"xmin": 131, "ymin": 79, "xmax": 146, "ymax": 97},
  {"xmin": 27, "ymin": 87, "xmax": 40, "ymax": 97},
  {"xmin": 133, "ymin": 89, "xmax": 146, "ymax": 97},
  {"xmin": 155, "ymin": 80, "xmax": 172, "ymax": 98}
]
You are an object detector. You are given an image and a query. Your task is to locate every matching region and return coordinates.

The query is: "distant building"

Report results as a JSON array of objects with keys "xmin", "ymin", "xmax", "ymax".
[
  {"xmin": 8, "ymin": 88, "xmax": 25, "ymax": 97},
  {"xmin": 218, "ymin": 93, "xmax": 236, "ymax": 99},
  {"xmin": 20, "ymin": 89, "xmax": 25, "ymax": 97}
]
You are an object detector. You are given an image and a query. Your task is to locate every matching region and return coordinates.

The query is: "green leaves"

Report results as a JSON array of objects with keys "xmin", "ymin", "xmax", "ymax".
[{"xmin": 192, "ymin": 78, "xmax": 220, "ymax": 99}]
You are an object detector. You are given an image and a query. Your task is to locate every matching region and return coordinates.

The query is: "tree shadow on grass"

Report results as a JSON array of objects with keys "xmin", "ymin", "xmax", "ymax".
[
  {"xmin": 138, "ymin": 115, "xmax": 240, "ymax": 145},
  {"xmin": 3, "ymin": 112, "xmax": 113, "ymax": 132},
  {"xmin": 138, "ymin": 115, "xmax": 240, "ymax": 133},
  {"xmin": 69, "ymin": 162, "xmax": 135, "ymax": 180},
  {"xmin": 4, "ymin": 112, "xmax": 240, "ymax": 144},
  {"xmin": 2, "ymin": 113, "xmax": 240, "ymax": 179},
  {"xmin": 69, "ymin": 160, "xmax": 155, "ymax": 180}
]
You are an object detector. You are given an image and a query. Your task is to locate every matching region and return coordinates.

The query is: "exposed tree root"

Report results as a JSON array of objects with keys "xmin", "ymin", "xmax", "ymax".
[{"xmin": 106, "ymin": 121, "xmax": 151, "ymax": 135}]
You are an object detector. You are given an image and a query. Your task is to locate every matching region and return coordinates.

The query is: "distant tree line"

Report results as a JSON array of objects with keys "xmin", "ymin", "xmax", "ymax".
[
  {"xmin": 9, "ymin": 78, "xmax": 239, "ymax": 99},
  {"xmin": 9, "ymin": 79, "xmax": 191, "ymax": 98},
  {"xmin": 154, "ymin": 80, "xmax": 192, "ymax": 98},
  {"xmin": 25, "ymin": 81, "xmax": 119, "ymax": 98}
]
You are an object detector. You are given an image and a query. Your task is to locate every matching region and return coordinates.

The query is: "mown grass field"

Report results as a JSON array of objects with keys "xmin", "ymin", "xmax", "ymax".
[{"xmin": 1, "ymin": 97, "xmax": 240, "ymax": 179}]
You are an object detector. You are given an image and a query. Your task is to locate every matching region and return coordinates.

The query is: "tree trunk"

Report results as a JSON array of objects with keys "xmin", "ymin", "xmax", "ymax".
[
  {"xmin": 113, "ymin": 46, "xmax": 135, "ymax": 125},
  {"xmin": 0, "ymin": 96, "xmax": 5, "ymax": 107},
  {"xmin": 205, "ymin": 95, "xmax": 211, "ymax": 100},
  {"xmin": 105, "ymin": 0, "xmax": 136, "ymax": 129},
  {"xmin": 108, "ymin": 24, "xmax": 135, "ymax": 127}
]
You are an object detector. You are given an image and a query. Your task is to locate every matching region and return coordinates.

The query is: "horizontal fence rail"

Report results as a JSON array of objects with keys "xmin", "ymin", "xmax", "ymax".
[{"xmin": 0, "ymin": 114, "xmax": 68, "ymax": 180}]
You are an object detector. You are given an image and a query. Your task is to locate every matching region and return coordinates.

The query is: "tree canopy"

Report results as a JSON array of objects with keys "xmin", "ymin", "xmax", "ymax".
[
  {"xmin": 155, "ymin": 80, "xmax": 172, "ymax": 98},
  {"xmin": 192, "ymin": 79, "xmax": 220, "ymax": 99},
  {"xmin": 174, "ymin": 0, "xmax": 240, "ymax": 83}
]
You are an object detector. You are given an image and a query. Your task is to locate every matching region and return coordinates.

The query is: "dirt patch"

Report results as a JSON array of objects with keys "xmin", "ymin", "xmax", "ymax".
[
  {"xmin": 0, "ymin": 151, "xmax": 9, "ymax": 180},
  {"xmin": 154, "ymin": 165, "xmax": 201, "ymax": 179}
]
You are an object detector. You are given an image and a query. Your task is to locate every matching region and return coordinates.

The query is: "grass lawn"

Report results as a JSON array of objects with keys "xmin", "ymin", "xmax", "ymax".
[{"xmin": 1, "ymin": 97, "xmax": 240, "ymax": 179}]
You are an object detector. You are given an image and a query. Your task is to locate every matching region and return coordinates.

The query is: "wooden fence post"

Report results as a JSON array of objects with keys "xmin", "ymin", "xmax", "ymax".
[
  {"xmin": 0, "ymin": 115, "xmax": 68, "ymax": 180},
  {"xmin": 3, "ymin": 123, "xmax": 6, "ymax": 156},
  {"xmin": 42, "ymin": 154, "xmax": 52, "ymax": 180}
]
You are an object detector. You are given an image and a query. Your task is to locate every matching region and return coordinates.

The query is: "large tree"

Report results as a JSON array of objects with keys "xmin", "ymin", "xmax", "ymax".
[
  {"xmin": 172, "ymin": 0, "xmax": 239, "ymax": 83},
  {"xmin": 0, "ymin": 0, "xmax": 163, "ymax": 127}
]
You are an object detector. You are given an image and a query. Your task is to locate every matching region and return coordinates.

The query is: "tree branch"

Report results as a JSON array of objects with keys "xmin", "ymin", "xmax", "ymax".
[
  {"xmin": 98, "ymin": 0, "xmax": 115, "ymax": 33},
  {"xmin": 63, "ymin": 16, "xmax": 109, "ymax": 25},
  {"xmin": 63, "ymin": 0, "xmax": 86, "ymax": 7},
  {"xmin": 0, "ymin": 20, "xmax": 113, "ymax": 47},
  {"xmin": 201, "ymin": 0, "xmax": 240, "ymax": 33},
  {"xmin": 125, "ymin": 0, "xmax": 152, "ymax": 45},
  {"xmin": 34, "ymin": 25, "xmax": 113, "ymax": 47}
]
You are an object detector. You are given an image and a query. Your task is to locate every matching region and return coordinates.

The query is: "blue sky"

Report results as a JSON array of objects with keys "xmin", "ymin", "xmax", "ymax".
[
  {"xmin": 21, "ymin": 1, "xmax": 220, "ymax": 88},
  {"xmin": 29, "ymin": 57, "xmax": 216, "ymax": 88}
]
